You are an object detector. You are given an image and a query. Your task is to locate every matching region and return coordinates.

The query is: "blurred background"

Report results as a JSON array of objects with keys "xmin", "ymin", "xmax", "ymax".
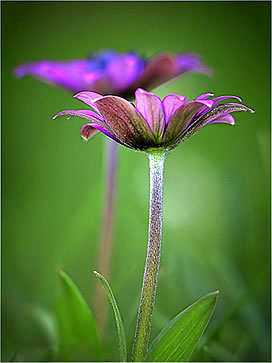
[{"xmin": 2, "ymin": 1, "xmax": 271, "ymax": 362}]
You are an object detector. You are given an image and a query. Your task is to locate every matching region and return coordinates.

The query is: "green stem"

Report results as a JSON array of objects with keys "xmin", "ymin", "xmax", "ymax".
[
  {"xmin": 94, "ymin": 138, "xmax": 118, "ymax": 334},
  {"xmin": 132, "ymin": 150, "xmax": 166, "ymax": 362}
]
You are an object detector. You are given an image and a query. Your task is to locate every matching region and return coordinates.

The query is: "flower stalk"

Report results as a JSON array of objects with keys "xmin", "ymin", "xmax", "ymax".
[
  {"xmin": 132, "ymin": 149, "xmax": 166, "ymax": 362},
  {"xmin": 94, "ymin": 138, "xmax": 118, "ymax": 333}
]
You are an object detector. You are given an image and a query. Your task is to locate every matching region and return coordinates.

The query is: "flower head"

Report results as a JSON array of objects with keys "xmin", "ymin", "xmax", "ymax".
[
  {"xmin": 14, "ymin": 50, "xmax": 209, "ymax": 97},
  {"xmin": 53, "ymin": 88, "xmax": 254, "ymax": 152}
]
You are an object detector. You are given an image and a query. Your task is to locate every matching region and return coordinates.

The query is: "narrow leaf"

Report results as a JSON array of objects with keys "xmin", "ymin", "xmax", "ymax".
[
  {"xmin": 93, "ymin": 270, "xmax": 127, "ymax": 362},
  {"xmin": 28, "ymin": 305, "xmax": 58, "ymax": 360},
  {"xmin": 9, "ymin": 352, "xmax": 18, "ymax": 362},
  {"xmin": 147, "ymin": 291, "xmax": 219, "ymax": 362},
  {"xmin": 56, "ymin": 270, "xmax": 103, "ymax": 361}
]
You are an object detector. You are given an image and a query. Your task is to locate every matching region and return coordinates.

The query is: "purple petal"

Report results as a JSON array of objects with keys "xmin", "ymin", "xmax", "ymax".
[
  {"xmin": 135, "ymin": 88, "xmax": 165, "ymax": 137},
  {"xmin": 74, "ymin": 91, "xmax": 104, "ymax": 113},
  {"xmin": 14, "ymin": 63, "xmax": 35, "ymax": 78},
  {"xmin": 182, "ymin": 99, "xmax": 214, "ymax": 129},
  {"xmin": 107, "ymin": 54, "xmax": 144, "ymax": 91},
  {"xmin": 14, "ymin": 60, "xmax": 104, "ymax": 93},
  {"xmin": 176, "ymin": 53, "xmax": 211, "ymax": 74},
  {"xmin": 93, "ymin": 95, "xmax": 156, "ymax": 149},
  {"xmin": 74, "ymin": 91, "xmax": 103, "ymax": 103},
  {"xmin": 200, "ymin": 102, "xmax": 254, "ymax": 125},
  {"xmin": 180, "ymin": 102, "xmax": 254, "ymax": 143},
  {"xmin": 81, "ymin": 123, "xmax": 125, "ymax": 146},
  {"xmin": 131, "ymin": 53, "xmax": 177, "ymax": 91},
  {"xmin": 195, "ymin": 93, "xmax": 214, "ymax": 100},
  {"xmin": 211, "ymin": 95, "xmax": 242, "ymax": 105},
  {"xmin": 162, "ymin": 94, "xmax": 186, "ymax": 125},
  {"xmin": 184, "ymin": 99, "xmax": 214, "ymax": 129},
  {"xmin": 53, "ymin": 109, "xmax": 104, "ymax": 124},
  {"xmin": 80, "ymin": 124, "xmax": 100, "ymax": 140},
  {"xmin": 189, "ymin": 99, "xmax": 214, "ymax": 108},
  {"xmin": 207, "ymin": 113, "xmax": 235, "ymax": 125},
  {"xmin": 163, "ymin": 101, "xmax": 211, "ymax": 146}
]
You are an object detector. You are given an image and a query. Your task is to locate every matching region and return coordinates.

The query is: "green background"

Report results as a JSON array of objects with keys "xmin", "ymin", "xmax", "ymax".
[{"xmin": 2, "ymin": 1, "xmax": 271, "ymax": 361}]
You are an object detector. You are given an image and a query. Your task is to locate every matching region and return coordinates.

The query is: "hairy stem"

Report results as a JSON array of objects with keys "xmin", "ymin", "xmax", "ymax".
[
  {"xmin": 94, "ymin": 138, "xmax": 118, "ymax": 334},
  {"xmin": 132, "ymin": 150, "xmax": 166, "ymax": 362}
]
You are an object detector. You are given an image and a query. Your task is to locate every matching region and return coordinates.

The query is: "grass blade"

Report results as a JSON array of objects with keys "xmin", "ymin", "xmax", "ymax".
[{"xmin": 93, "ymin": 270, "xmax": 127, "ymax": 362}]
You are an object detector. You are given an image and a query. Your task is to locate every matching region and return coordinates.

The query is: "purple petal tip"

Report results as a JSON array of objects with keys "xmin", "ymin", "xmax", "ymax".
[
  {"xmin": 137, "ymin": 88, "xmax": 148, "ymax": 94},
  {"xmin": 241, "ymin": 105, "xmax": 255, "ymax": 113}
]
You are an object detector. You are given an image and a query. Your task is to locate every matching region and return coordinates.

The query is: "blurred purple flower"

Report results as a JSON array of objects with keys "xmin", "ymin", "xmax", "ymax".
[
  {"xmin": 14, "ymin": 50, "xmax": 210, "ymax": 97},
  {"xmin": 53, "ymin": 88, "xmax": 254, "ymax": 151}
]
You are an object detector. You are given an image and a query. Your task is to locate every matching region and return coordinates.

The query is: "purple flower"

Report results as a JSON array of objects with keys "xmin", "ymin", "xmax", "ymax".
[
  {"xmin": 53, "ymin": 88, "xmax": 254, "ymax": 151},
  {"xmin": 14, "ymin": 50, "xmax": 209, "ymax": 97}
]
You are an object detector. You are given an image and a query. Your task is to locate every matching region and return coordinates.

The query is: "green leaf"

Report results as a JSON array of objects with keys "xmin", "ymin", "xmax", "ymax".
[
  {"xmin": 146, "ymin": 291, "xmax": 219, "ymax": 362},
  {"xmin": 28, "ymin": 305, "xmax": 58, "ymax": 361},
  {"xmin": 9, "ymin": 352, "xmax": 18, "ymax": 362},
  {"xmin": 93, "ymin": 271, "xmax": 127, "ymax": 362},
  {"xmin": 56, "ymin": 270, "xmax": 103, "ymax": 361}
]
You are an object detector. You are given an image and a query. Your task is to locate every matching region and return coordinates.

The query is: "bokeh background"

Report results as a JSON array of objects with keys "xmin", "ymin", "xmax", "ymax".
[{"xmin": 2, "ymin": 1, "xmax": 271, "ymax": 362}]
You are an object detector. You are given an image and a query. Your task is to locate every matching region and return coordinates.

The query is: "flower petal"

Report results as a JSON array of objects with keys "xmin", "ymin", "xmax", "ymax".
[
  {"xmin": 162, "ymin": 101, "xmax": 211, "ymax": 147},
  {"xmin": 183, "ymin": 99, "xmax": 214, "ymax": 129},
  {"xmin": 86, "ymin": 50, "xmax": 118, "ymax": 72},
  {"xmin": 74, "ymin": 91, "xmax": 104, "ymax": 113},
  {"xmin": 80, "ymin": 124, "xmax": 100, "ymax": 140},
  {"xmin": 207, "ymin": 113, "xmax": 235, "ymax": 125},
  {"xmin": 211, "ymin": 95, "xmax": 242, "ymax": 105},
  {"xmin": 162, "ymin": 94, "xmax": 186, "ymax": 125},
  {"xmin": 14, "ymin": 60, "xmax": 103, "ymax": 93},
  {"xmin": 107, "ymin": 54, "xmax": 144, "ymax": 91},
  {"xmin": 190, "ymin": 99, "xmax": 214, "ymax": 108},
  {"xmin": 176, "ymin": 53, "xmax": 211, "ymax": 74},
  {"xmin": 131, "ymin": 53, "xmax": 177, "ymax": 91},
  {"xmin": 53, "ymin": 109, "xmax": 105, "ymax": 124},
  {"xmin": 198, "ymin": 102, "xmax": 254, "ymax": 125},
  {"xmin": 93, "ymin": 95, "xmax": 156, "ymax": 149},
  {"xmin": 81, "ymin": 123, "xmax": 126, "ymax": 146},
  {"xmin": 178, "ymin": 102, "xmax": 254, "ymax": 145},
  {"xmin": 135, "ymin": 88, "xmax": 165, "ymax": 137},
  {"xmin": 195, "ymin": 93, "xmax": 214, "ymax": 100}
]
